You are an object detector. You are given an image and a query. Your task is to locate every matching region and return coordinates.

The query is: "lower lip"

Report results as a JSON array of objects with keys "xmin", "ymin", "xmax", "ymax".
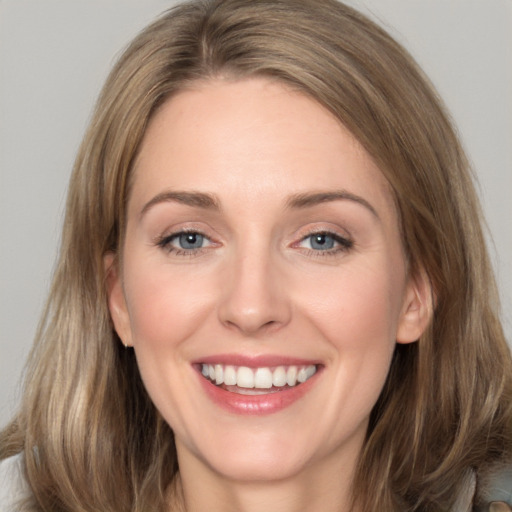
[{"xmin": 197, "ymin": 368, "xmax": 321, "ymax": 415}]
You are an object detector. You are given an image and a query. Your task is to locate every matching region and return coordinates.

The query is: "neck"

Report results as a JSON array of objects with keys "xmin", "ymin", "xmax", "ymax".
[{"xmin": 171, "ymin": 442, "xmax": 360, "ymax": 512}]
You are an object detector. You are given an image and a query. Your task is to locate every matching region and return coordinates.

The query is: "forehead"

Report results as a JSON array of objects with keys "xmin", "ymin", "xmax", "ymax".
[{"xmin": 131, "ymin": 77, "xmax": 395, "ymax": 218}]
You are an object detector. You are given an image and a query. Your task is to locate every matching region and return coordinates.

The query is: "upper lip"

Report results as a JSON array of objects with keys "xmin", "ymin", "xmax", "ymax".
[{"xmin": 193, "ymin": 353, "xmax": 322, "ymax": 368}]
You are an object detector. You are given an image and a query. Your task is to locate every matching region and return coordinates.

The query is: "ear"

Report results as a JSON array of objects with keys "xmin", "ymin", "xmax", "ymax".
[
  {"xmin": 396, "ymin": 267, "xmax": 434, "ymax": 344},
  {"xmin": 104, "ymin": 252, "xmax": 133, "ymax": 347}
]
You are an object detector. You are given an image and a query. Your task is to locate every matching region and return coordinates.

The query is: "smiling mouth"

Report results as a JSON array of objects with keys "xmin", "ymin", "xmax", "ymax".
[{"xmin": 200, "ymin": 363, "xmax": 318, "ymax": 394}]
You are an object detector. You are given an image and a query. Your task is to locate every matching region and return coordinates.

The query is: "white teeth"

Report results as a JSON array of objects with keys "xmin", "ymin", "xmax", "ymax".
[
  {"xmin": 200, "ymin": 363, "xmax": 317, "ymax": 390},
  {"xmin": 272, "ymin": 366, "xmax": 287, "ymax": 387},
  {"xmin": 305, "ymin": 365, "xmax": 316, "ymax": 379},
  {"xmin": 297, "ymin": 367, "xmax": 308, "ymax": 383},
  {"xmin": 254, "ymin": 368, "xmax": 273, "ymax": 389},
  {"xmin": 286, "ymin": 366, "xmax": 298, "ymax": 386},
  {"xmin": 237, "ymin": 366, "xmax": 254, "ymax": 388},
  {"xmin": 224, "ymin": 365, "xmax": 237, "ymax": 385},
  {"xmin": 215, "ymin": 364, "xmax": 223, "ymax": 385}
]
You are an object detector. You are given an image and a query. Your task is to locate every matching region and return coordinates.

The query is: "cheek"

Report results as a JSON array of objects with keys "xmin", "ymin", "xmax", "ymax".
[
  {"xmin": 297, "ymin": 260, "xmax": 405, "ymax": 415},
  {"xmin": 121, "ymin": 260, "xmax": 217, "ymax": 428},
  {"xmin": 329, "ymin": 270, "xmax": 401, "ymax": 395},
  {"xmin": 301, "ymin": 261, "xmax": 404, "ymax": 351},
  {"xmin": 123, "ymin": 261, "xmax": 214, "ymax": 351}
]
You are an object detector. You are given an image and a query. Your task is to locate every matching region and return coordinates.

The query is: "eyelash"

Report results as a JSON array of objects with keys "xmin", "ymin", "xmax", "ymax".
[
  {"xmin": 154, "ymin": 229, "xmax": 353, "ymax": 258},
  {"xmin": 295, "ymin": 230, "xmax": 353, "ymax": 258},
  {"xmin": 155, "ymin": 229, "xmax": 213, "ymax": 257}
]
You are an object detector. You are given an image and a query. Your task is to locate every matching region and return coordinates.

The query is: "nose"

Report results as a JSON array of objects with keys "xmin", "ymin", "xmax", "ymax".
[{"xmin": 217, "ymin": 246, "xmax": 292, "ymax": 336}]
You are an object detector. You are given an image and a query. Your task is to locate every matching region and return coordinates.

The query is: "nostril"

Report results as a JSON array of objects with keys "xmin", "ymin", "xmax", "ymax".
[{"xmin": 222, "ymin": 316, "xmax": 285, "ymax": 336}]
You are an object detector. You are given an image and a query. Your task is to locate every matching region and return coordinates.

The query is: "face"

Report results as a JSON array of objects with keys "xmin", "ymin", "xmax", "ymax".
[{"xmin": 107, "ymin": 78, "xmax": 430, "ymax": 486}]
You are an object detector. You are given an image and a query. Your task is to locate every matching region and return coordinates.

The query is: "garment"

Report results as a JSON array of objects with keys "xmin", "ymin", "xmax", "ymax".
[
  {"xmin": 475, "ymin": 465, "xmax": 512, "ymax": 512},
  {"xmin": 0, "ymin": 454, "xmax": 25, "ymax": 511}
]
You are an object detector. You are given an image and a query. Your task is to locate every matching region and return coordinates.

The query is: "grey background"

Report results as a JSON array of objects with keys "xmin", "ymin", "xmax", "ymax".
[{"xmin": 1, "ymin": 0, "xmax": 511, "ymax": 422}]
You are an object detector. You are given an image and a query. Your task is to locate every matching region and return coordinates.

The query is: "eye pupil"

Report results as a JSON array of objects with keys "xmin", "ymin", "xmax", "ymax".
[
  {"xmin": 310, "ymin": 234, "xmax": 335, "ymax": 250},
  {"xmin": 179, "ymin": 233, "xmax": 203, "ymax": 249}
]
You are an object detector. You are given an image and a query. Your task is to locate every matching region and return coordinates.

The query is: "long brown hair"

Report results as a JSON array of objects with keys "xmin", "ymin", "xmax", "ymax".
[{"xmin": 1, "ymin": 1, "xmax": 511, "ymax": 510}]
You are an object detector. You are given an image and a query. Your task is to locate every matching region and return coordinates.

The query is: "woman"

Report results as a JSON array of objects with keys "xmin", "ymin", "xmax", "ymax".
[{"xmin": 1, "ymin": 0, "xmax": 511, "ymax": 510}]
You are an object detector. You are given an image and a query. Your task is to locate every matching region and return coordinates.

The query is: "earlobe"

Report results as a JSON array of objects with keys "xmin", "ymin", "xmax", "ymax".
[
  {"xmin": 104, "ymin": 252, "xmax": 133, "ymax": 347},
  {"xmin": 396, "ymin": 267, "xmax": 434, "ymax": 344}
]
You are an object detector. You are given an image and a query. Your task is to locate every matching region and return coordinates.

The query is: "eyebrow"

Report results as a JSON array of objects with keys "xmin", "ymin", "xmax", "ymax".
[
  {"xmin": 139, "ymin": 188, "xmax": 379, "ymax": 220},
  {"xmin": 140, "ymin": 190, "xmax": 220, "ymax": 218},
  {"xmin": 286, "ymin": 190, "xmax": 379, "ymax": 219}
]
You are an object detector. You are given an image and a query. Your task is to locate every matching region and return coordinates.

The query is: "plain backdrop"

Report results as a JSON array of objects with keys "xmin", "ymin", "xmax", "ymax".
[{"xmin": 1, "ymin": 0, "xmax": 511, "ymax": 422}]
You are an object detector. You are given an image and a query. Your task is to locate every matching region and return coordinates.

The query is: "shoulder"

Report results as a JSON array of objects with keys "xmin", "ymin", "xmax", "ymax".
[
  {"xmin": 476, "ymin": 463, "xmax": 512, "ymax": 511},
  {"xmin": 450, "ymin": 467, "xmax": 512, "ymax": 512},
  {"xmin": 0, "ymin": 454, "xmax": 26, "ymax": 511}
]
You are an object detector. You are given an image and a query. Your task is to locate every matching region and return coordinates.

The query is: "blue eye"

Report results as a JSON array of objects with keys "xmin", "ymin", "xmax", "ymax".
[
  {"xmin": 157, "ymin": 231, "xmax": 211, "ymax": 253},
  {"xmin": 176, "ymin": 232, "xmax": 205, "ymax": 249},
  {"xmin": 308, "ymin": 233, "xmax": 336, "ymax": 250},
  {"xmin": 298, "ymin": 232, "xmax": 352, "ymax": 253}
]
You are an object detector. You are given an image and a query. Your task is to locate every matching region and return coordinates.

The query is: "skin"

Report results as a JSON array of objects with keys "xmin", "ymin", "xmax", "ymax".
[{"xmin": 106, "ymin": 77, "xmax": 431, "ymax": 512}]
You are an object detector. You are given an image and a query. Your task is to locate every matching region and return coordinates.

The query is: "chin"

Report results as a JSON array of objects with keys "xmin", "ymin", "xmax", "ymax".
[
  {"xmin": 177, "ymin": 425, "xmax": 317, "ymax": 483},
  {"xmin": 206, "ymin": 449, "xmax": 309, "ymax": 483}
]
